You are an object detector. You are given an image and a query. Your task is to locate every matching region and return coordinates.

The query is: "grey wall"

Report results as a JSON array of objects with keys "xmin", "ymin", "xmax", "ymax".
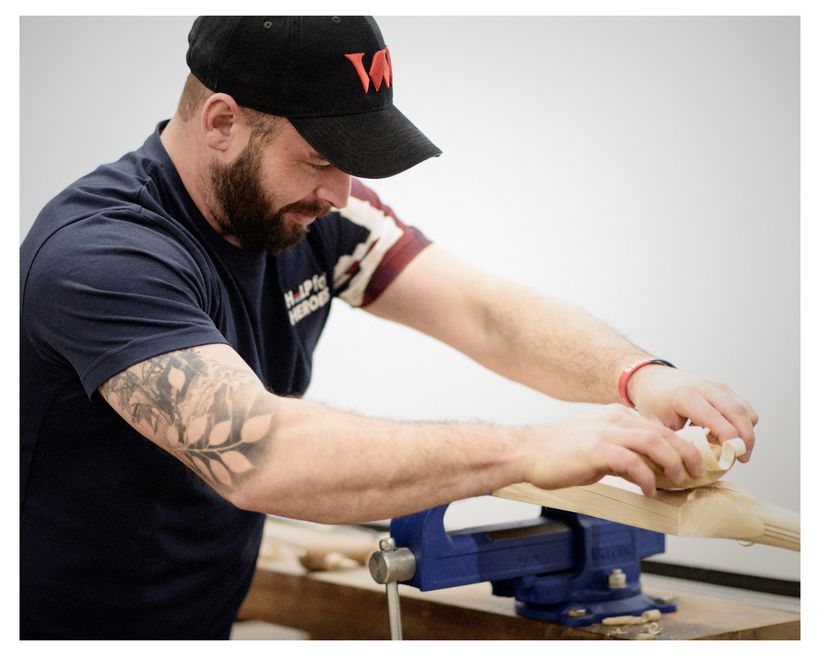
[{"xmin": 20, "ymin": 16, "xmax": 799, "ymax": 580}]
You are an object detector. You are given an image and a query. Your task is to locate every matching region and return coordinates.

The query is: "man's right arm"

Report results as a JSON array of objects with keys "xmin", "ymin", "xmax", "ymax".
[{"xmin": 100, "ymin": 343, "xmax": 705, "ymax": 524}]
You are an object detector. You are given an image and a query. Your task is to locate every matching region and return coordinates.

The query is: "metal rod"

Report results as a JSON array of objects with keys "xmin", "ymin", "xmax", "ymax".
[{"xmin": 386, "ymin": 580, "xmax": 403, "ymax": 640}]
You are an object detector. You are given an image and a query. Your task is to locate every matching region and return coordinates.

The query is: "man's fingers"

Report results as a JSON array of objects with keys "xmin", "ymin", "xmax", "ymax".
[
  {"xmin": 600, "ymin": 442, "xmax": 657, "ymax": 497},
  {"xmin": 645, "ymin": 416, "xmax": 708, "ymax": 476},
  {"xmin": 715, "ymin": 382, "xmax": 760, "ymax": 425},
  {"xmin": 623, "ymin": 429, "xmax": 684, "ymax": 485},
  {"xmin": 666, "ymin": 432, "xmax": 707, "ymax": 478},
  {"xmin": 674, "ymin": 392, "xmax": 755, "ymax": 460},
  {"xmin": 676, "ymin": 385, "xmax": 757, "ymax": 462},
  {"xmin": 704, "ymin": 389, "xmax": 757, "ymax": 462},
  {"xmin": 620, "ymin": 424, "xmax": 704, "ymax": 484}
]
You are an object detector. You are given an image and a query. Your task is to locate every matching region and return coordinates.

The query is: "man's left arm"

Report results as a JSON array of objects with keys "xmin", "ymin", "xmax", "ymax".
[{"xmin": 364, "ymin": 244, "xmax": 758, "ymax": 460}]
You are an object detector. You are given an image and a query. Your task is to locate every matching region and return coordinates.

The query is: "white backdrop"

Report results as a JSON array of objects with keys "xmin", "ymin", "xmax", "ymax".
[{"xmin": 20, "ymin": 16, "xmax": 799, "ymax": 580}]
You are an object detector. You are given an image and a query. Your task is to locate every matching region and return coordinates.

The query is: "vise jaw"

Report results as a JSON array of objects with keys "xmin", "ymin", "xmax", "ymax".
[{"xmin": 387, "ymin": 504, "xmax": 676, "ymax": 627}]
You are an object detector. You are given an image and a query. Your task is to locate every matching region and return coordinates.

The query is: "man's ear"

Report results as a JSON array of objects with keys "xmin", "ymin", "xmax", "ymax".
[{"xmin": 201, "ymin": 93, "xmax": 245, "ymax": 153}]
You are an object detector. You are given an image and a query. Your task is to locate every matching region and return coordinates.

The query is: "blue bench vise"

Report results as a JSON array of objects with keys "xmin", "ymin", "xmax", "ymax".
[{"xmin": 369, "ymin": 502, "xmax": 676, "ymax": 638}]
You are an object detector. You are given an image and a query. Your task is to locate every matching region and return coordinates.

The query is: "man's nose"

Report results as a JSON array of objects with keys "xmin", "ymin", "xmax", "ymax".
[{"xmin": 317, "ymin": 167, "xmax": 352, "ymax": 210}]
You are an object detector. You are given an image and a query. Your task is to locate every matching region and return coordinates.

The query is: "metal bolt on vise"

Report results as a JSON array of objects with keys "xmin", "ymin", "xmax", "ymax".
[{"xmin": 608, "ymin": 568, "xmax": 627, "ymax": 589}]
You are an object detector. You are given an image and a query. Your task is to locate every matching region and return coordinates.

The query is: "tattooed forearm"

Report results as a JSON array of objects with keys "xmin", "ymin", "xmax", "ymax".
[{"xmin": 100, "ymin": 347, "xmax": 277, "ymax": 493}]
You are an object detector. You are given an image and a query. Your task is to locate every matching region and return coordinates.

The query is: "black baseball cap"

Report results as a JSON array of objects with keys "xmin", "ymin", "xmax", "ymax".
[{"xmin": 186, "ymin": 16, "xmax": 442, "ymax": 179}]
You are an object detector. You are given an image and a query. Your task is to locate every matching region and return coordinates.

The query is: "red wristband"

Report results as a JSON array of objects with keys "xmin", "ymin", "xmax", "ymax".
[{"xmin": 617, "ymin": 358, "xmax": 676, "ymax": 408}]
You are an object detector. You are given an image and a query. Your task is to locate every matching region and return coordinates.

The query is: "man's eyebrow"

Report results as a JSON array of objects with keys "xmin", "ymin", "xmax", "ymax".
[{"xmin": 306, "ymin": 150, "xmax": 328, "ymax": 161}]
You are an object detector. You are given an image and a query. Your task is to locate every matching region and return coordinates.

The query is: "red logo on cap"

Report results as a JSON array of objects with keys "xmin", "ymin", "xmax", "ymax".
[{"xmin": 344, "ymin": 47, "xmax": 392, "ymax": 93}]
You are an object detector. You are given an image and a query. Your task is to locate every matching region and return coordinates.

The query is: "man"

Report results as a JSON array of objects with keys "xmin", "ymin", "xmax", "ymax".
[{"xmin": 20, "ymin": 16, "xmax": 757, "ymax": 639}]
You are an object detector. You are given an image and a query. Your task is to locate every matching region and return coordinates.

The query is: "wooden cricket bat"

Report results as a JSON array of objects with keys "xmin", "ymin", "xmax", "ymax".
[{"xmin": 493, "ymin": 480, "xmax": 799, "ymax": 551}]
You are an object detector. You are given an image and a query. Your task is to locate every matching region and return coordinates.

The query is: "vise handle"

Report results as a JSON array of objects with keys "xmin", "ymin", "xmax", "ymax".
[{"xmin": 368, "ymin": 538, "xmax": 416, "ymax": 640}]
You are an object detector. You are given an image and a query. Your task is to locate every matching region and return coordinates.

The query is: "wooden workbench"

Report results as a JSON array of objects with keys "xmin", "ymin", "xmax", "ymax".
[{"xmin": 237, "ymin": 521, "xmax": 800, "ymax": 640}]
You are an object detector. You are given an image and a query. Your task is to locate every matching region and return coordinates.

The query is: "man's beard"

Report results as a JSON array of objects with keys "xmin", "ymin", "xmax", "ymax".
[{"xmin": 207, "ymin": 140, "xmax": 331, "ymax": 255}]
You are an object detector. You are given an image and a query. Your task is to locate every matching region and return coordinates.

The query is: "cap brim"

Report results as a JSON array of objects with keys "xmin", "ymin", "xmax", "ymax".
[{"xmin": 289, "ymin": 105, "xmax": 442, "ymax": 179}]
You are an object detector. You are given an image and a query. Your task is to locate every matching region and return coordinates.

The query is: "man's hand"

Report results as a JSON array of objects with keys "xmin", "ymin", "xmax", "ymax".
[
  {"xmin": 626, "ymin": 365, "xmax": 758, "ymax": 462},
  {"xmin": 522, "ymin": 404, "xmax": 707, "ymax": 497}
]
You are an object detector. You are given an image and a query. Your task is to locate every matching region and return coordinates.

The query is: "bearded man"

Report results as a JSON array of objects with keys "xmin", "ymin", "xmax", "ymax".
[{"xmin": 20, "ymin": 16, "xmax": 757, "ymax": 639}]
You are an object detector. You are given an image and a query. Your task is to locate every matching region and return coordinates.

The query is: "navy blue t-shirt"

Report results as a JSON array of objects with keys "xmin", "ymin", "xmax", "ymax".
[{"xmin": 20, "ymin": 122, "xmax": 430, "ymax": 639}]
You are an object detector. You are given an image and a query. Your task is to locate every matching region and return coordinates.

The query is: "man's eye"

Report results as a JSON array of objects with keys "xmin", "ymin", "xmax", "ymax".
[{"xmin": 310, "ymin": 162, "xmax": 331, "ymax": 171}]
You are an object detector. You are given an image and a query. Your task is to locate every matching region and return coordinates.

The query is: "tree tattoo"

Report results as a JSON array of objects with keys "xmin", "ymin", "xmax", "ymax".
[{"xmin": 100, "ymin": 348, "xmax": 276, "ymax": 493}]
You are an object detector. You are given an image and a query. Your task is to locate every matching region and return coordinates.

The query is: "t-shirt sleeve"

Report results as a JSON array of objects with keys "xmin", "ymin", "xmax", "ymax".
[
  {"xmin": 22, "ymin": 213, "xmax": 228, "ymax": 397},
  {"xmin": 330, "ymin": 179, "xmax": 431, "ymax": 308}
]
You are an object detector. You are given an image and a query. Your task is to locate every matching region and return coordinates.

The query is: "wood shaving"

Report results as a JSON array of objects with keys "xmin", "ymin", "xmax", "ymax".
[
  {"xmin": 601, "ymin": 609, "xmax": 661, "ymax": 625},
  {"xmin": 654, "ymin": 426, "xmax": 746, "ymax": 489}
]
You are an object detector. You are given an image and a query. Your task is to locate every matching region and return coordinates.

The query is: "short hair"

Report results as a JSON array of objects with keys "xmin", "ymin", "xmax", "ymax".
[{"xmin": 176, "ymin": 73, "xmax": 284, "ymax": 143}]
